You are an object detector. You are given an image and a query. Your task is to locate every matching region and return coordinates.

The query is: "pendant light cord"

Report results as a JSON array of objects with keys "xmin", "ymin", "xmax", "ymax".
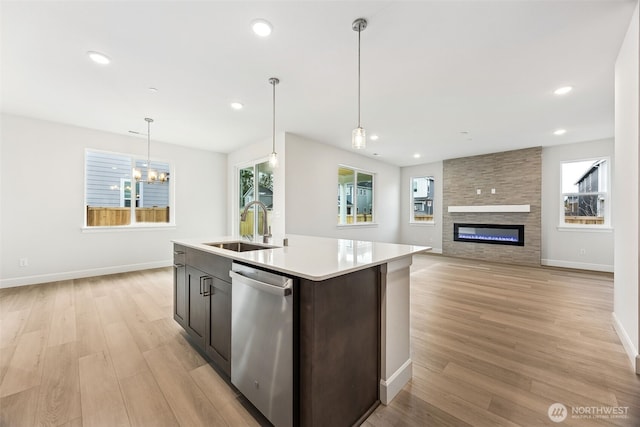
[
  {"xmin": 357, "ymin": 24, "xmax": 361, "ymax": 128},
  {"xmin": 272, "ymin": 80, "xmax": 276, "ymax": 153},
  {"xmin": 145, "ymin": 117, "xmax": 154, "ymax": 180},
  {"xmin": 268, "ymin": 77, "xmax": 279, "ymax": 157},
  {"xmin": 351, "ymin": 18, "xmax": 367, "ymax": 149},
  {"xmin": 147, "ymin": 119, "xmax": 151, "ymax": 169}
]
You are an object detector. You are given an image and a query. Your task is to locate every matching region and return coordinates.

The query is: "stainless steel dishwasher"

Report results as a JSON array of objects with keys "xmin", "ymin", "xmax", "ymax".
[{"xmin": 229, "ymin": 262, "xmax": 293, "ymax": 427}]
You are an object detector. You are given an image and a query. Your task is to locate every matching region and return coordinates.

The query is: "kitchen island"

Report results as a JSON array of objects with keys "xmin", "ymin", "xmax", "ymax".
[{"xmin": 172, "ymin": 234, "xmax": 429, "ymax": 426}]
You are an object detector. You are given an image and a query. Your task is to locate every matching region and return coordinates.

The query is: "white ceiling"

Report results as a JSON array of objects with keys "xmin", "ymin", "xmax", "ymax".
[{"xmin": 1, "ymin": 1, "xmax": 636, "ymax": 167}]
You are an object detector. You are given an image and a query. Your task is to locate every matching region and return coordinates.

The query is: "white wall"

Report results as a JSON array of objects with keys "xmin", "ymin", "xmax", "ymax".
[
  {"xmin": 399, "ymin": 161, "xmax": 443, "ymax": 252},
  {"xmin": 0, "ymin": 114, "xmax": 227, "ymax": 287},
  {"xmin": 226, "ymin": 132, "xmax": 286, "ymax": 237},
  {"xmin": 285, "ymin": 133, "xmax": 401, "ymax": 243},
  {"xmin": 613, "ymin": 2, "xmax": 639, "ymax": 369},
  {"xmin": 541, "ymin": 139, "xmax": 615, "ymax": 272}
]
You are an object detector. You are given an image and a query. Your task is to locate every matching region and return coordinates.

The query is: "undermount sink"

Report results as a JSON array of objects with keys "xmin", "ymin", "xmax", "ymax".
[{"xmin": 204, "ymin": 241, "xmax": 278, "ymax": 252}]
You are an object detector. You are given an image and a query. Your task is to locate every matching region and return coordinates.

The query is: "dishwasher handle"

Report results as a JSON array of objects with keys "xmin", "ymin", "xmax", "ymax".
[{"xmin": 229, "ymin": 270, "xmax": 292, "ymax": 297}]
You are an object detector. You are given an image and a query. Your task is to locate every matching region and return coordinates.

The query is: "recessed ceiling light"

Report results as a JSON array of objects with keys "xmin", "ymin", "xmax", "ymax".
[
  {"xmin": 554, "ymin": 86, "xmax": 573, "ymax": 96},
  {"xmin": 148, "ymin": 87, "xmax": 158, "ymax": 93},
  {"xmin": 370, "ymin": 134, "xmax": 379, "ymax": 141},
  {"xmin": 251, "ymin": 19, "xmax": 272, "ymax": 37},
  {"xmin": 231, "ymin": 102, "xmax": 244, "ymax": 110},
  {"xmin": 413, "ymin": 153, "xmax": 421, "ymax": 159},
  {"xmin": 87, "ymin": 51, "xmax": 110, "ymax": 65},
  {"xmin": 554, "ymin": 129, "xmax": 567, "ymax": 135}
]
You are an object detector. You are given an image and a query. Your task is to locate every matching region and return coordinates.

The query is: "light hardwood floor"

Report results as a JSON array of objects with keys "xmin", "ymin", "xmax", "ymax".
[{"xmin": 1, "ymin": 254, "xmax": 638, "ymax": 426}]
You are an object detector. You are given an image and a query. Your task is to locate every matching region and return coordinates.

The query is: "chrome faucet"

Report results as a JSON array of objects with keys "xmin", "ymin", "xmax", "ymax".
[{"xmin": 240, "ymin": 200, "xmax": 272, "ymax": 243}]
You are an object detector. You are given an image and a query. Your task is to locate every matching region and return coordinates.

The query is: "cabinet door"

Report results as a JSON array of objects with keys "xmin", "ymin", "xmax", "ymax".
[
  {"xmin": 173, "ymin": 245, "xmax": 187, "ymax": 327},
  {"xmin": 185, "ymin": 266, "xmax": 207, "ymax": 349},
  {"xmin": 173, "ymin": 264, "xmax": 186, "ymax": 327},
  {"xmin": 205, "ymin": 277, "xmax": 232, "ymax": 377}
]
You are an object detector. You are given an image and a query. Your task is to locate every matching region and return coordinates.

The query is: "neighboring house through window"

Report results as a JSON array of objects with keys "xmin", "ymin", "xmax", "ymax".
[
  {"xmin": 411, "ymin": 176, "xmax": 435, "ymax": 223},
  {"xmin": 85, "ymin": 150, "xmax": 172, "ymax": 227},
  {"xmin": 561, "ymin": 158, "xmax": 609, "ymax": 227},
  {"xmin": 338, "ymin": 166, "xmax": 374, "ymax": 224}
]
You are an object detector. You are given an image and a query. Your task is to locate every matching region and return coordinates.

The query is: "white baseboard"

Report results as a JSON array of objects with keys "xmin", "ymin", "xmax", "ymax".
[
  {"xmin": 379, "ymin": 358, "xmax": 412, "ymax": 405},
  {"xmin": 541, "ymin": 258, "xmax": 613, "ymax": 273},
  {"xmin": 612, "ymin": 312, "xmax": 639, "ymax": 372},
  {"xmin": 0, "ymin": 260, "xmax": 172, "ymax": 288}
]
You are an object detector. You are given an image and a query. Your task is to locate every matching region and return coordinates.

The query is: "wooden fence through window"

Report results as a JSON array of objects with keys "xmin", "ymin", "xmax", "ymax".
[{"xmin": 86, "ymin": 206, "xmax": 169, "ymax": 226}]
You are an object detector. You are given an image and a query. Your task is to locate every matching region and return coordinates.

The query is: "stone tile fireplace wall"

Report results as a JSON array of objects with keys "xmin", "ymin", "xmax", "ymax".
[{"xmin": 443, "ymin": 147, "xmax": 542, "ymax": 266}]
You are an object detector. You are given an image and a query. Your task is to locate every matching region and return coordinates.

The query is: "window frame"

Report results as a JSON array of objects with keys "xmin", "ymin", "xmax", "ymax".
[
  {"xmin": 409, "ymin": 176, "xmax": 435, "ymax": 225},
  {"xmin": 558, "ymin": 157, "xmax": 611, "ymax": 230},
  {"xmin": 337, "ymin": 165, "xmax": 376, "ymax": 226},
  {"xmin": 83, "ymin": 148, "xmax": 175, "ymax": 230}
]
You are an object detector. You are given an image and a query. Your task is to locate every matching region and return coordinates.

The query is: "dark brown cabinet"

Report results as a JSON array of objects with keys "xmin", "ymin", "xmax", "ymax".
[
  {"xmin": 185, "ymin": 266, "xmax": 208, "ymax": 349},
  {"xmin": 205, "ymin": 277, "xmax": 231, "ymax": 375},
  {"xmin": 174, "ymin": 245, "xmax": 233, "ymax": 377},
  {"xmin": 298, "ymin": 266, "xmax": 380, "ymax": 426},
  {"xmin": 173, "ymin": 243, "xmax": 382, "ymax": 426},
  {"xmin": 173, "ymin": 246, "xmax": 186, "ymax": 328}
]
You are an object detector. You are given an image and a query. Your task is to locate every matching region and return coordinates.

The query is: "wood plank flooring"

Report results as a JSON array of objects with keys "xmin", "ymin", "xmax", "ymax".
[{"xmin": 1, "ymin": 255, "xmax": 638, "ymax": 426}]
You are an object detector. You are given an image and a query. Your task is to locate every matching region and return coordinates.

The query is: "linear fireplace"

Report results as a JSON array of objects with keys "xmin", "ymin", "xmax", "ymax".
[{"xmin": 454, "ymin": 223, "xmax": 525, "ymax": 246}]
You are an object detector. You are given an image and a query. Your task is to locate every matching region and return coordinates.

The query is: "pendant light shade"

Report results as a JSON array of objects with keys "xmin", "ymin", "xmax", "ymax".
[
  {"xmin": 352, "ymin": 18, "xmax": 367, "ymax": 150},
  {"xmin": 352, "ymin": 127, "xmax": 366, "ymax": 150},
  {"xmin": 268, "ymin": 77, "xmax": 280, "ymax": 168}
]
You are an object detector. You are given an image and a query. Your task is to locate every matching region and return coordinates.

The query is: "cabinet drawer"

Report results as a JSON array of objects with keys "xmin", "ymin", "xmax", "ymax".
[
  {"xmin": 174, "ymin": 244, "xmax": 186, "ymax": 265},
  {"xmin": 187, "ymin": 248, "xmax": 232, "ymax": 282}
]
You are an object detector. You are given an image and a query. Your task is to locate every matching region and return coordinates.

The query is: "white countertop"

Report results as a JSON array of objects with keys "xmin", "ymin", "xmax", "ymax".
[{"xmin": 173, "ymin": 234, "xmax": 430, "ymax": 281}]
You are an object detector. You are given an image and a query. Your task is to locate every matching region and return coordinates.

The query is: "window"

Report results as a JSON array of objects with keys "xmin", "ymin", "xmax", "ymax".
[
  {"xmin": 337, "ymin": 166, "xmax": 374, "ymax": 224},
  {"xmin": 238, "ymin": 160, "xmax": 274, "ymax": 236},
  {"xmin": 560, "ymin": 158, "xmax": 609, "ymax": 227},
  {"xmin": 85, "ymin": 150, "xmax": 171, "ymax": 227},
  {"xmin": 410, "ymin": 176, "xmax": 435, "ymax": 223}
]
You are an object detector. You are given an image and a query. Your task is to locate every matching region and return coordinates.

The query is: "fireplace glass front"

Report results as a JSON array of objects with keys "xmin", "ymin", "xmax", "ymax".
[{"xmin": 453, "ymin": 223, "xmax": 524, "ymax": 246}]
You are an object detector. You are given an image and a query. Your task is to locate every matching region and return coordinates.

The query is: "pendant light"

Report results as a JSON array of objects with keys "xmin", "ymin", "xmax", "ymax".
[
  {"xmin": 144, "ymin": 118, "xmax": 158, "ymax": 183},
  {"xmin": 268, "ymin": 77, "xmax": 280, "ymax": 168},
  {"xmin": 133, "ymin": 118, "xmax": 168, "ymax": 184},
  {"xmin": 352, "ymin": 18, "xmax": 367, "ymax": 149}
]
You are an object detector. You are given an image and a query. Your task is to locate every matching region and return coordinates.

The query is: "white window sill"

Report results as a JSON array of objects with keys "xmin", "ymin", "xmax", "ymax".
[
  {"xmin": 556, "ymin": 225, "xmax": 613, "ymax": 233},
  {"xmin": 409, "ymin": 221, "xmax": 436, "ymax": 227},
  {"xmin": 82, "ymin": 224, "xmax": 177, "ymax": 233},
  {"xmin": 337, "ymin": 223, "xmax": 379, "ymax": 228}
]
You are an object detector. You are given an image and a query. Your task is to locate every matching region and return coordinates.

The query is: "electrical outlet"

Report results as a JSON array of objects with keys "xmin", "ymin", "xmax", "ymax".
[
  {"xmin": 476, "ymin": 189, "xmax": 482, "ymax": 195},
  {"xmin": 579, "ymin": 248, "xmax": 586, "ymax": 256},
  {"xmin": 19, "ymin": 257, "xmax": 28, "ymax": 267},
  {"xmin": 491, "ymin": 188, "xmax": 496, "ymax": 194}
]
